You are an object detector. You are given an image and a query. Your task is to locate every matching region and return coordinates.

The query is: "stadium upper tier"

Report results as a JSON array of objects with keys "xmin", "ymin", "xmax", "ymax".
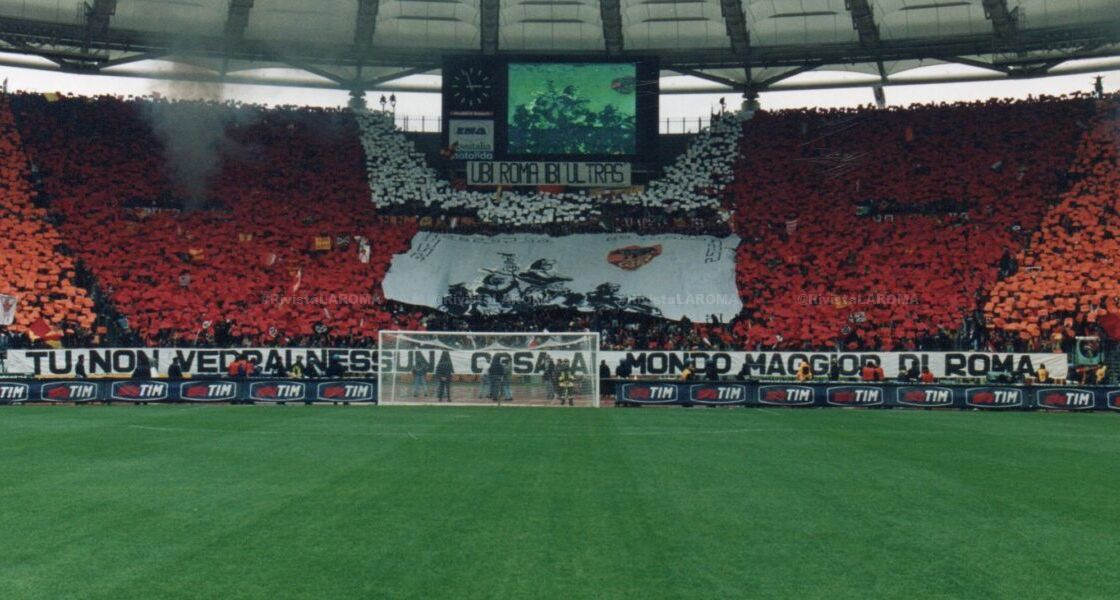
[
  {"xmin": 0, "ymin": 91, "xmax": 1116, "ymax": 353},
  {"xmin": 0, "ymin": 1, "xmax": 1116, "ymax": 92}
]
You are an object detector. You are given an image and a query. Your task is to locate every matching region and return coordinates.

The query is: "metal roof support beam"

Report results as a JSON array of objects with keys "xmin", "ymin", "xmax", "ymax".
[
  {"xmin": 100, "ymin": 51, "xmax": 168, "ymax": 69},
  {"xmin": 981, "ymin": 0, "xmax": 1019, "ymax": 42},
  {"xmin": 845, "ymin": 0, "xmax": 879, "ymax": 46},
  {"xmin": 1006, "ymin": 59, "xmax": 1063, "ymax": 78},
  {"xmin": 352, "ymin": 0, "xmax": 381, "ymax": 83},
  {"xmin": 941, "ymin": 55, "xmax": 1011, "ymax": 74},
  {"xmin": 845, "ymin": 0, "xmax": 886, "ymax": 80},
  {"xmin": 480, "ymin": 0, "xmax": 500, "ymax": 54},
  {"xmin": 362, "ymin": 66, "xmax": 433, "ymax": 89},
  {"xmin": 284, "ymin": 58, "xmax": 351, "ymax": 85},
  {"xmin": 85, "ymin": 0, "xmax": 116, "ymax": 38},
  {"xmin": 354, "ymin": 0, "xmax": 379, "ymax": 53},
  {"xmin": 718, "ymin": 0, "xmax": 750, "ymax": 57},
  {"xmin": 672, "ymin": 68, "xmax": 744, "ymax": 90},
  {"xmin": 224, "ymin": 0, "xmax": 254, "ymax": 39},
  {"xmin": 221, "ymin": 0, "xmax": 255, "ymax": 74},
  {"xmin": 600, "ymin": 0, "xmax": 624, "ymax": 54},
  {"xmin": 83, "ymin": 0, "xmax": 116, "ymax": 55},
  {"xmin": 756, "ymin": 62, "xmax": 825, "ymax": 89}
]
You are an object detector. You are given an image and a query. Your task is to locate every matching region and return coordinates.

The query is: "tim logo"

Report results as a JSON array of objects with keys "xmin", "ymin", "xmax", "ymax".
[
  {"xmin": 250, "ymin": 381, "xmax": 306, "ymax": 402},
  {"xmin": 896, "ymin": 386, "xmax": 953, "ymax": 408},
  {"xmin": 827, "ymin": 386, "xmax": 883, "ymax": 407},
  {"xmin": 110, "ymin": 381, "xmax": 169, "ymax": 401},
  {"xmin": 180, "ymin": 381, "xmax": 238, "ymax": 402},
  {"xmin": 966, "ymin": 388, "xmax": 1023, "ymax": 409},
  {"xmin": 0, "ymin": 382, "xmax": 30, "ymax": 402},
  {"xmin": 758, "ymin": 385, "xmax": 814, "ymax": 406},
  {"xmin": 41, "ymin": 381, "xmax": 98, "ymax": 402},
  {"xmin": 623, "ymin": 384, "xmax": 678, "ymax": 403},
  {"xmin": 689, "ymin": 384, "xmax": 745, "ymax": 405},
  {"xmin": 316, "ymin": 381, "xmax": 375, "ymax": 402},
  {"xmin": 1037, "ymin": 388, "xmax": 1095, "ymax": 410},
  {"xmin": 1107, "ymin": 391, "xmax": 1120, "ymax": 411},
  {"xmin": 456, "ymin": 126, "xmax": 488, "ymax": 135}
]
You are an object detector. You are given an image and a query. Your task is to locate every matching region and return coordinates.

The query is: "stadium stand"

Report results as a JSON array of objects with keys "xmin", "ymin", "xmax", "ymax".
[
  {"xmin": 0, "ymin": 96, "xmax": 95, "ymax": 341},
  {"xmin": 986, "ymin": 101, "xmax": 1120, "ymax": 346},
  {"xmin": 4, "ymin": 92, "xmax": 1114, "ymax": 352},
  {"xmin": 357, "ymin": 109, "xmax": 740, "ymax": 226},
  {"xmin": 11, "ymin": 94, "xmax": 418, "ymax": 345},
  {"xmin": 726, "ymin": 97, "xmax": 1096, "ymax": 351}
]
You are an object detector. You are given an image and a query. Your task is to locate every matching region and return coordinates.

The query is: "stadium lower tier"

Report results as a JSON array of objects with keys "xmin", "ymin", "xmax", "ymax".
[{"xmin": 1, "ymin": 378, "xmax": 1118, "ymax": 411}]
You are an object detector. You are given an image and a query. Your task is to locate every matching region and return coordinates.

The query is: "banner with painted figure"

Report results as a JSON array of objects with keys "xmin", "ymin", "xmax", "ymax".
[
  {"xmin": 2, "ymin": 347, "xmax": 1066, "ymax": 380},
  {"xmin": 382, "ymin": 233, "xmax": 743, "ymax": 321},
  {"xmin": 0, "ymin": 294, "xmax": 17, "ymax": 326}
]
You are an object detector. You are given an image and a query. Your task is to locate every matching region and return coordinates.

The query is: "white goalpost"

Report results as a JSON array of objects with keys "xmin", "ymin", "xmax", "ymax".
[{"xmin": 378, "ymin": 331, "xmax": 601, "ymax": 407}]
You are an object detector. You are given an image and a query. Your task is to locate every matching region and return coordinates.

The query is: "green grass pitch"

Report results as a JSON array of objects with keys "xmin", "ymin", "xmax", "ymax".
[{"xmin": 2, "ymin": 406, "xmax": 1117, "ymax": 599}]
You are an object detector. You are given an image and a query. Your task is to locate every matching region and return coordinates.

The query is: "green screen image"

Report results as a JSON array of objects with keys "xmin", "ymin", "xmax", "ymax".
[{"xmin": 507, "ymin": 62, "xmax": 638, "ymax": 155}]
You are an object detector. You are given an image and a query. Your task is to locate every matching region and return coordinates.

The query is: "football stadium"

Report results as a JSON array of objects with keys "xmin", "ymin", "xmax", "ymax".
[{"xmin": 1, "ymin": 1, "xmax": 1119, "ymax": 597}]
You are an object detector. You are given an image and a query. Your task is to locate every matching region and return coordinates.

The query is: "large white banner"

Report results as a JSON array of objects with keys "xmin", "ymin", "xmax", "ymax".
[
  {"xmin": 3, "ymin": 347, "xmax": 1066, "ymax": 380},
  {"xmin": 383, "ymin": 232, "xmax": 743, "ymax": 321}
]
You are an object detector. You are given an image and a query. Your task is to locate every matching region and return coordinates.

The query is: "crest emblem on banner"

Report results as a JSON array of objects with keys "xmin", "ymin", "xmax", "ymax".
[{"xmin": 607, "ymin": 245, "xmax": 662, "ymax": 271}]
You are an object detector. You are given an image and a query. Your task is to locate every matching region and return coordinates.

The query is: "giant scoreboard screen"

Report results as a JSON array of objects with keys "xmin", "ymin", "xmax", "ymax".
[{"xmin": 442, "ymin": 56, "xmax": 658, "ymax": 186}]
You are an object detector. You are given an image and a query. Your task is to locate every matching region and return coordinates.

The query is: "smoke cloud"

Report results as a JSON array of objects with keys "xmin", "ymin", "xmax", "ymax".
[{"xmin": 143, "ymin": 68, "xmax": 254, "ymax": 210}]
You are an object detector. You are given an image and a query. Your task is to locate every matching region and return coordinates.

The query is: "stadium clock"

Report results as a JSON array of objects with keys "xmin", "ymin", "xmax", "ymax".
[{"xmin": 448, "ymin": 65, "xmax": 495, "ymax": 109}]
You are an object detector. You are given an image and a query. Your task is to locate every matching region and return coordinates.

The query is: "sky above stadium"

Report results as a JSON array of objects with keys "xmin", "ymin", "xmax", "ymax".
[{"xmin": 1, "ymin": 58, "xmax": 1116, "ymax": 123}]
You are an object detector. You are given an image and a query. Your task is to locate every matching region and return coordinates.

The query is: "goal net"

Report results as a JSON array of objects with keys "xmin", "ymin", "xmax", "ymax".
[{"xmin": 378, "ymin": 331, "xmax": 600, "ymax": 407}]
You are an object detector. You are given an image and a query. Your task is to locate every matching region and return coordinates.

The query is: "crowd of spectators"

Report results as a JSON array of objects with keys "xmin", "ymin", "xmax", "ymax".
[
  {"xmin": 357, "ymin": 109, "xmax": 740, "ymax": 227},
  {"xmin": 986, "ymin": 101, "xmax": 1120, "ymax": 344},
  {"xmin": 3, "ymin": 90, "xmax": 1117, "ymax": 354},
  {"xmin": 0, "ymin": 97, "xmax": 96, "ymax": 342},
  {"xmin": 725, "ymin": 95, "xmax": 1096, "ymax": 351},
  {"xmin": 12, "ymin": 93, "xmax": 420, "ymax": 346}
]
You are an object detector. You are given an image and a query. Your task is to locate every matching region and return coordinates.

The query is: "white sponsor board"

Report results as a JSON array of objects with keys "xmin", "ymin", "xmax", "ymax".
[
  {"xmin": 448, "ymin": 119, "xmax": 494, "ymax": 159},
  {"xmin": 467, "ymin": 161, "xmax": 631, "ymax": 187},
  {"xmin": 383, "ymin": 232, "xmax": 742, "ymax": 321},
  {"xmin": 5, "ymin": 348, "xmax": 1067, "ymax": 380}
]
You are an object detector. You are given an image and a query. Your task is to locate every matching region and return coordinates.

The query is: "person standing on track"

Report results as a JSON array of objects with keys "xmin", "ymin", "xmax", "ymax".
[
  {"xmin": 488, "ymin": 356, "xmax": 505, "ymax": 403},
  {"xmin": 476, "ymin": 369, "xmax": 489, "ymax": 399},
  {"xmin": 410, "ymin": 355, "xmax": 430, "ymax": 399},
  {"xmin": 502, "ymin": 357, "xmax": 514, "ymax": 402},
  {"xmin": 543, "ymin": 354, "xmax": 557, "ymax": 401},
  {"xmin": 435, "ymin": 353, "xmax": 454, "ymax": 402},
  {"xmin": 557, "ymin": 359, "xmax": 575, "ymax": 406}
]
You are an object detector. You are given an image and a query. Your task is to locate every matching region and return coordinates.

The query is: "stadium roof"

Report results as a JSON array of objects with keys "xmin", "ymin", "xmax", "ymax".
[{"xmin": 0, "ymin": 0, "xmax": 1116, "ymax": 94}]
